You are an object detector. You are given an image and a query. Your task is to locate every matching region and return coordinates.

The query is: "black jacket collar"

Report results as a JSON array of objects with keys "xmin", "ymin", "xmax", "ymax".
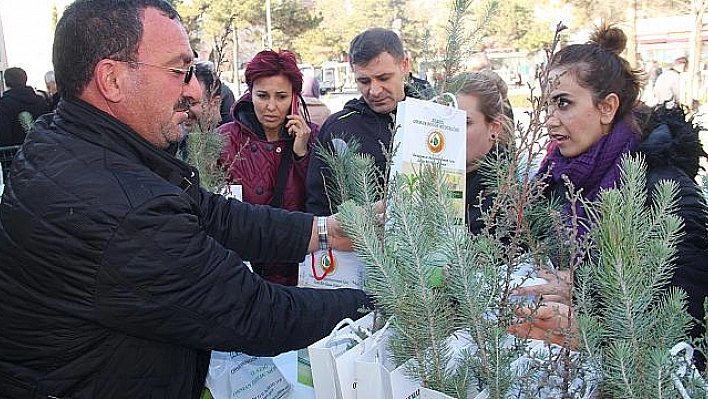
[{"xmin": 54, "ymin": 99, "xmax": 198, "ymax": 192}]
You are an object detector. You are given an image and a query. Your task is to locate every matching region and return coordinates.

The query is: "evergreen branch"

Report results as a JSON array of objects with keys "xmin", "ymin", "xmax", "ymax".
[
  {"xmin": 575, "ymin": 156, "xmax": 693, "ymax": 398},
  {"xmin": 387, "ymin": 177, "xmax": 454, "ymax": 386},
  {"xmin": 186, "ymin": 115, "xmax": 227, "ymax": 192},
  {"xmin": 313, "ymin": 137, "xmax": 361, "ymax": 208},
  {"xmin": 438, "ymin": 0, "xmax": 494, "ymax": 92},
  {"xmin": 337, "ymin": 200, "xmax": 402, "ymax": 312},
  {"xmin": 18, "ymin": 111, "xmax": 34, "ymax": 134}
]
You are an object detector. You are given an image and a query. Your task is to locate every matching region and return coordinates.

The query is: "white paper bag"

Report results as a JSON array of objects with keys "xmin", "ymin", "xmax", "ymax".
[
  {"xmin": 220, "ymin": 184, "xmax": 243, "ymax": 201},
  {"xmin": 298, "ymin": 250, "xmax": 366, "ymax": 388},
  {"xmin": 205, "ymin": 351, "xmax": 291, "ymax": 399},
  {"xmin": 389, "ymin": 358, "xmax": 424, "ymax": 399},
  {"xmin": 299, "ymin": 249, "xmax": 365, "ymax": 290},
  {"xmin": 355, "ymin": 326, "xmax": 395, "ymax": 399},
  {"xmin": 308, "ymin": 313, "xmax": 376, "ymax": 399},
  {"xmin": 392, "ymin": 97, "xmax": 467, "ymax": 221},
  {"xmin": 391, "ymin": 364, "xmax": 489, "ymax": 399},
  {"xmin": 388, "ymin": 332, "xmax": 489, "ymax": 399}
]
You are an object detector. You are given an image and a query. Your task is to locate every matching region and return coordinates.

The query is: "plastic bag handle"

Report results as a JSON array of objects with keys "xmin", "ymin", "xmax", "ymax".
[
  {"xmin": 326, "ymin": 318, "xmax": 361, "ymax": 342},
  {"xmin": 669, "ymin": 341, "xmax": 708, "ymax": 399},
  {"xmin": 423, "ymin": 92, "xmax": 459, "ymax": 120},
  {"xmin": 328, "ymin": 332, "xmax": 365, "ymax": 350},
  {"xmin": 358, "ymin": 317, "xmax": 392, "ymax": 355},
  {"xmin": 326, "ymin": 316, "xmax": 376, "ymax": 348}
]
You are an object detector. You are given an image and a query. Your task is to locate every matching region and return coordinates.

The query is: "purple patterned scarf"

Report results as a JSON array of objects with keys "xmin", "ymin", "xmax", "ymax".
[{"xmin": 538, "ymin": 119, "xmax": 640, "ymax": 236}]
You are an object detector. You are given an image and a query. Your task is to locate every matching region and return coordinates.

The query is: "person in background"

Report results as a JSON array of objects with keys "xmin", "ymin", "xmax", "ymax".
[
  {"xmin": 0, "ymin": 67, "xmax": 51, "ymax": 146},
  {"xmin": 42, "ymin": 70, "xmax": 60, "ymax": 110},
  {"xmin": 0, "ymin": 1, "xmax": 370, "ymax": 397},
  {"xmin": 479, "ymin": 69, "xmax": 514, "ymax": 122},
  {"xmin": 426, "ymin": 66, "xmax": 437, "ymax": 87},
  {"xmin": 513, "ymin": 25, "xmax": 708, "ymax": 353},
  {"xmin": 306, "ymin": 27, "xmax": 423, "ymax": 216},
  {"xmin": 408, "ymin": 70, "xmax": 435, "ymax": 99},
  {"xmin": 218, "ymin": 49, "xmax": 318, "ymax": 286},
  {"xmin": 219, "ymin": 78, "xmax": 235, "ymax": 125},
  {"xmin": 406, "ymin": 53, "xmax": 434, "ymax": 99},
  {"xmin": 301, "ymin": 74, "xmax": 331, "ymax": 126},
  {"xmin": 191, "ymin": 49, "xmax": 233, "ymax": 126},
  {"xmin": 170, "ymin": 60, "xmax": 223, "ymax": 162},
  {"xmin": 448, "ymin": 71, "xmax": 513, "ymax": 234},
  {"xmin": 653, "ymin": 56, "xmax": 688, "ymax": 105},
  {"xmin": 185, "ymin": 61, "xmax": 223, "ymax": 133}
]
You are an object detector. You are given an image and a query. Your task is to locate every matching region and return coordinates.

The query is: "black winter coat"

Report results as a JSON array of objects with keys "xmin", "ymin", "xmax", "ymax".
[
  {"xmin": 545, "ymin": 107, "xmax": 708, "ymax": 341},
  {"xmin": 0, "ymin": 99, "xmax": 370, "ymax": 398},
  {"xmin": 637, "ymin": 106, "xmax": 708, "ymax": 341},
  {"xmin": 305, "ymin": 85, "xmax": 421, "ymax": 216},
  {"xmin": 0, "ymin": 86, "xmax": 51, "ymax": 146}
]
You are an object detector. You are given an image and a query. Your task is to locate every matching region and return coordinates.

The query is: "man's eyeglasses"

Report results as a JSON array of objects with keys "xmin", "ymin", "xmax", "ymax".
[
  {"xmin": 117, "ymin": 60, "xmax": 194, "ymax": 84},
  {"xmin": 174, "ymin": 98, "xmax": 201, "ymax": 113}
]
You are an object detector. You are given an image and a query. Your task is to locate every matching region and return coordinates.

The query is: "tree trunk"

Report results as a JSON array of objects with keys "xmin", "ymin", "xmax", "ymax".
[
  {"xmin": 689, "ymin": 0, "xmax": 707, "ymax": 109},
  {"xmin": 232, "ymin": 22, "xmax": 241, "ymax": 96},
  {"xmin": 626, "ymin": 0, "xmax": 639, "ymax": 68}
]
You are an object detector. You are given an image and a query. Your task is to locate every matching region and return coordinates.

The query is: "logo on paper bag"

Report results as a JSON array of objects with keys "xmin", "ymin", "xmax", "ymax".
[
  {"xmin": 319, "ymin": 252, "xmax": 337, "ymax": 274},
  {"xmin": 426, "ymin": 130, "xmax": 445, "ymax": 154}
]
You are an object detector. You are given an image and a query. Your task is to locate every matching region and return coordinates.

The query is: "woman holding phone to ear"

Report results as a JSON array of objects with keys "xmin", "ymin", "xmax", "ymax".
[{"xmin": 219, "ymin": 49, "xmax": 318, "ymax": 286}]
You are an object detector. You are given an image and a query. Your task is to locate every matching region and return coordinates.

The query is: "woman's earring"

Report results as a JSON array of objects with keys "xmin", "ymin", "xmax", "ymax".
[{"xmin": 490, "ymin": 133, "xmax": 498, "ymax": 141}]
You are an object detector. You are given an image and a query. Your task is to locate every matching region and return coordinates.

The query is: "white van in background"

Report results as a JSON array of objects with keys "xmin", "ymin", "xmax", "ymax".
[{"xmin": 298, "ymin": 63, "xmax": 315, "ymax": 78}]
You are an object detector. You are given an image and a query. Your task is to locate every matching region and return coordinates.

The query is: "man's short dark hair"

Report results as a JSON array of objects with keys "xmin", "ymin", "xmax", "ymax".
[
  {"xmin": 348, "ymin": 28, "xmax": 405, "ymax": 66},
  {"xmin": 53, "ymin": 0, "xmax": 179, "ymax": 100},
  {"xmin": 4, "ymin": 67, "xmax": 28, "ymax": 89}
]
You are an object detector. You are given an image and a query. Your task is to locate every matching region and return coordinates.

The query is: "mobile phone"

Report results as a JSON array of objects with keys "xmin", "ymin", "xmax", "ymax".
[{"xmin": 291, "ymin": 92, "xmax": 299, "ymax": 115}]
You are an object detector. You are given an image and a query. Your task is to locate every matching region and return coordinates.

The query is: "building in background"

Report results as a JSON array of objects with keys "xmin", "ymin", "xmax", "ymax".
[
  {"xmin": 0, "ymin": 9, "xmax": 8, "ymax": 95},
  {"xmin": 636, "ymin": 14, "xmax": 708, "ymax": 65}
]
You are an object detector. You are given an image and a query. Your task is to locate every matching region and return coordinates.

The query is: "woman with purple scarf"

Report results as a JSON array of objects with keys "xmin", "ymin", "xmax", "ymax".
[{"xmin": 512, "ymin": 25, "xmax": 708, "ymax": 352}]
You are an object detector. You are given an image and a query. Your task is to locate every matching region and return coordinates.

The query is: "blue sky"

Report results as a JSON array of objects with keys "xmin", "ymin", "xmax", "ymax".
[{"xmin": 0, "ymin": 0, "xmax": 71, "ymax": 90}]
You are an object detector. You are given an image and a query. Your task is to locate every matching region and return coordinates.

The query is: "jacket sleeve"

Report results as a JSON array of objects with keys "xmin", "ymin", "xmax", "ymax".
[
  {"xmin": 197, "ymin": 187, "xmax": 312, "ymax": 263},
  {"xmin": 305, "ymin": 120, "xmax": 336, "ymax": 216},
  {"xmin": 96, "ymin": 192, "xmax": 372, "ymax": 356}
]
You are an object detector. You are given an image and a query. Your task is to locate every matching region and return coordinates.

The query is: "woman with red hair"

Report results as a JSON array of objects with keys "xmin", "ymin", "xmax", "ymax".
[{"xmin": 219, "ymin": 50, "xmax": 318, "ymax": 286}]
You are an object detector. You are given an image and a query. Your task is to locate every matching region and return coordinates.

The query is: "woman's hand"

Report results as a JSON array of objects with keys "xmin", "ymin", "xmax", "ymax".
[
  {"xmin": 286, "ymin": 114, "xmax": 311, "ymax": 157},
  {"xmin": 513, "ymin": 269, "xmax": 572, "ymax": 305},
  {"xmin": 508, "ymin": 301, "xmax": 579, "ymax": 349}
]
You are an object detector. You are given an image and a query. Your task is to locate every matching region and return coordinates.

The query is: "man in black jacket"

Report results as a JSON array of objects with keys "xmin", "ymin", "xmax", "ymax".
[
  {"xmin": 0, "ymin": 67, "xmax": 51, "ymax": 146},
  {"xmin": 0, "ymin": 1, "xmax": 370, "ymax": 398},
  {"xmin": 306, "ymin": 28, "xmax": 422, "ymax": 215}
]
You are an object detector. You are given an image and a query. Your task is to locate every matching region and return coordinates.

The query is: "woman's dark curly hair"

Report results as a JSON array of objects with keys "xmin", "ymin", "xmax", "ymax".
[{"xmin": 549, "ymin": 23, "xmax": 643, "ymax": 126}]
